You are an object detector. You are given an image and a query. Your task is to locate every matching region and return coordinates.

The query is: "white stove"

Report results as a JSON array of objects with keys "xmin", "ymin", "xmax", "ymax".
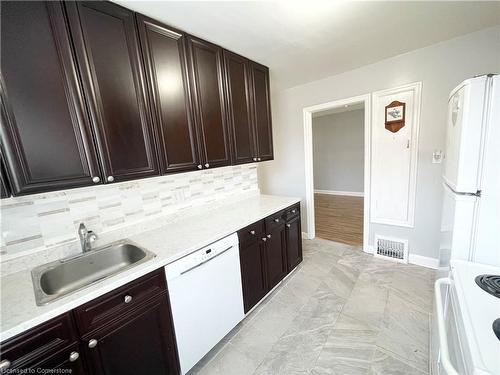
[{"xmin": 433, "ymin": 260, "xmax": 500, "ymax": 375}]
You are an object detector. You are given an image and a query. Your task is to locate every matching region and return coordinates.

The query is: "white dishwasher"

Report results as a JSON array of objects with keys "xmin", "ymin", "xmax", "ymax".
[{"xmin": 165, "ymin": 233, "xmax": 244, "ymax": 374}]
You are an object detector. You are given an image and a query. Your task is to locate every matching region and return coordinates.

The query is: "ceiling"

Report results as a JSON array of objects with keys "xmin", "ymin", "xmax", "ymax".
[{"xmin": 115, "ymin": 1, "xmax": 500, "ymax": 91}]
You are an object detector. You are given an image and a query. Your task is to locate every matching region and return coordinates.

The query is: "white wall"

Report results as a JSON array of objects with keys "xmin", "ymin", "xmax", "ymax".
[
  {"xmin": 312, "ymin": 109, "xmax": 364, "ymax": 193},
  {"xmin": 259, "ymin": 26, "xmax": 500, "ymax": 259}
]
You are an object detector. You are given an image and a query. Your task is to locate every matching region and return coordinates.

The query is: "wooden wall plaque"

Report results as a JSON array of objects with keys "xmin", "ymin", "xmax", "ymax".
[{"xmin": 385, "ymin": 101, "xmax": 406, "ymax": 133}]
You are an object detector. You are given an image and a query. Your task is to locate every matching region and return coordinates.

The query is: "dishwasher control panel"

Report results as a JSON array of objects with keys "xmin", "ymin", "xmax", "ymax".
[{"xmin": 165, "ymin": 233, "xmax": 239, "ymax": 280}]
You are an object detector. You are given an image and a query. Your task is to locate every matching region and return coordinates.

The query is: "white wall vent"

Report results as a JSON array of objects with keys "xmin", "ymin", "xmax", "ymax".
[{"xmin": 374, "ymin": 235, "xmax": 408, "ymax": 263}]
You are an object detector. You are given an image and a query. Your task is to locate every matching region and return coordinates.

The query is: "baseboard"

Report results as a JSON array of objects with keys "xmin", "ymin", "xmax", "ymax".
[
  {"xmin": 314, "ymin": 189, "xmax": 364, "ymax": 197},
  {"xmin": 408, "ymin": 254, "xmax": 439, "ymax": 269},
  {"xmin": 301, "ymin": 232, "xmax": 313, "ymax": 240},
  {"xmin": 366, "ymin": 245, "xmax": 438, "ymax": 269}
]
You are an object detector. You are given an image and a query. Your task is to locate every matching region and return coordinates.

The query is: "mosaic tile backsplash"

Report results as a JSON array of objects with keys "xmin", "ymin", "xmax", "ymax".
[{"xmin": 0, "ymin": 164, "xmax": 258, "ymax": 261}]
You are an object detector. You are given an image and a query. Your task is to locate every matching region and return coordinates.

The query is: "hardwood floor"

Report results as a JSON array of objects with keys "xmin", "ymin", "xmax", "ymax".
[{"xmin": 314, "ymin": 193, "xmax": 363, "ymax": 246}]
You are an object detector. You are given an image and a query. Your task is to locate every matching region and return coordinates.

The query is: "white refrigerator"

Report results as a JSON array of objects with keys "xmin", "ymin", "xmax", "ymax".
[{"xmin": 439, "ymin": 74, "xmax": 500, "ymax": 270}]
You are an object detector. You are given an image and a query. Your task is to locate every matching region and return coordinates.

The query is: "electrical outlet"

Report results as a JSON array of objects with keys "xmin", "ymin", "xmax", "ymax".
[{"xmin": 432, "ymin": 150, "xmax": 443, "ymax": 164}]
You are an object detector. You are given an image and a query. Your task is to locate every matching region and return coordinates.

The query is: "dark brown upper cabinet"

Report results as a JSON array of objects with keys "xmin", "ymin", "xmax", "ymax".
[
  {"xmin": 250, "ymin": 62, "xmax": 273, "ymax": 161},
  {"xmin": 187, "ymin": 36, "xmax": 231, "ymax": 169},
  {"xmin": 65, "ymin": 1, "xmax": 159, "ymax": 183},
  {"xmin": 223, "ymin": 51, "xmax": 256, "ymax": 165},
  {"xmin": 136, "ymin": 15, "xmax": 200, "ymax": 174},
  {"xmin": 0, "ymin": 1, "xmax": 102, "ymax": 196}
]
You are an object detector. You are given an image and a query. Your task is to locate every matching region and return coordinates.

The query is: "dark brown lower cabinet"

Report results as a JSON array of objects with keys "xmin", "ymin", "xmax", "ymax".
[
  {"xmin": 238, "ymin": 203, "xmax": 302, "ymax": 313},
  {"xmin": 285, "ymin": 214, "xmax": 303, "ymax": 271},
  {"xmin": 0, "ymin": 269, "xmax": 179, "ymax": 375},
  {"xmin": 263, "ymin": 223, "xmax": 287, "ymax": 290},
  {"xmin": 239, "ymin": 238, "xmax": 268, "ymax": 313},
  {"xmin": 83, "ymin": 295, "xmax": 179, "ymax": 375}
]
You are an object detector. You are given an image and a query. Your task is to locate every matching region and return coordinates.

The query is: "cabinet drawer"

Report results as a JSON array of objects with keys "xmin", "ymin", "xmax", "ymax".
[
  {"xmin": 284, "ymin": 204, "xmax": 300, "ymax": 221},
  {"xmin": 265, "ymin": 210, "xmax": 286, "ymax": 232},
  {"xmin": 0, "ymin": 312, "xmax": 78, "ymax": 370},
  {"xmin": 238, "ymin": 220, "xmax": 265, "ymax": 245},
  {"xmin": 74, "ymin": 269, "xmax": 167, "ymax": 335}
]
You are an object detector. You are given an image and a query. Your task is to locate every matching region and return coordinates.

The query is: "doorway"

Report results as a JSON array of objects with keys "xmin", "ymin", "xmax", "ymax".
[{"xmin": 303, "ymin": 94, "xmax": 371, "ymax": 252}]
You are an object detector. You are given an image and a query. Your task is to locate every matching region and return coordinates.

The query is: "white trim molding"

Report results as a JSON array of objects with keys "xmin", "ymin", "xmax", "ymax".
[
  {"xmin": 301, "ymin": 231, "xmax": 313, "ymax": 240},
  {"xmin": 303, "ymin": 93, "xmax": 372, "ymax": 253},
  {"xmin": 314, "ymin": 189, "xmax": 364, "ymax": 197},
  {"xmin": 408, "ymin": 254, "xmax": 439, "ymax": 269}
]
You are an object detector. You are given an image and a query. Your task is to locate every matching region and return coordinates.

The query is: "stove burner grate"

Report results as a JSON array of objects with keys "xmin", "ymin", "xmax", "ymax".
[{"xmin": 475, "ymin": 274, "xmax": 500, "ymax": 299}]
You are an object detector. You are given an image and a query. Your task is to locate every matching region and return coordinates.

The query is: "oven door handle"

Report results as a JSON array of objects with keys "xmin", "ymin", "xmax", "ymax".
[{"xmin": 434, "ymin": 277, "xmax": 460, "ymax": 375}]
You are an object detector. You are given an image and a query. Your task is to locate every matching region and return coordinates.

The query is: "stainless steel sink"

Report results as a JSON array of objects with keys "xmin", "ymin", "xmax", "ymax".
[{"xmin": 31, "ymin": 241, "xmax": 156, "ymax": 305}]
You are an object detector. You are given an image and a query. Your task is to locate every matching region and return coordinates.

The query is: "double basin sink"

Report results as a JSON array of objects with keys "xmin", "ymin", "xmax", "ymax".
[{"xmin": 31, "ymin": 241, "xmax": 156, "ymax": 305}]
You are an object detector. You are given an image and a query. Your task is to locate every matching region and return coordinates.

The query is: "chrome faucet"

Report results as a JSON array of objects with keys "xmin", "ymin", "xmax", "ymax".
[{"xmin": 78, "ymin": 223, "xmax": 98, "ymax": 253}]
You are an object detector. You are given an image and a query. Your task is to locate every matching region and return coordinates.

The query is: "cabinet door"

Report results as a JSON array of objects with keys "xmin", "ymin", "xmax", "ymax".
[
  {"xmin": 285, "ymin": 215, "xmax": 303, "ymax": 271},
  {"xmin": 187, "ymin": 36, "xmax": 231, "ymax": 168},
  {"xmin": 264, "ymin": 223, "xmax": 287, "ymax": 290},
  {"xmin": 1, "ymin": 158, "xmax": 11, "ymax": 199},
  {"xmin": 0, "ymin": 1, "xmax": 101, "ymax": 195},
  {"xmin": 239, "ymin": 239, "xmax": 268, "ymax": 313},
  {"xmin": 137, "ymin": 15, "xmax": 200, "ymax": 174},
  {"xmin": 249, "ymin": 62, "xmax": 273, "ymax": 161},
  {"xmin": 223, "ymin": 51, "xmax": 255, "ymax": 164},
  {"xmin": 83, "ymin": 295, "xmax": 179, "ymax": 375},
  {"xmin": 66, "ymin": 1, "xmax": 159, "ymax": 183}
]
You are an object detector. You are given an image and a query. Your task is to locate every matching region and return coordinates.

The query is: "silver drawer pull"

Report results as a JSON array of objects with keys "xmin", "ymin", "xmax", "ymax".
[
  {"xmin": 249, "ymin": 230, "xmax": 255, "ymax": 235},
  {"xmin": 205, "ymin": 163, "xmax": 210, "ymax": 168},
  {"xmin": 0, "ymin": 360, "xmax": 11, "ymax": 370},
  {"xmin": 262, "ymin": 237, "xmax": 267, "ymax": 242},
  {"xmin": 267, "ymin": 234, "xmax": 271, "ymax": 239},
  {"xmin": 69, "ymin": 351, "xmax": 79, "ymax": 362},
  {"xmin": 291, "ymin": 209, "xmax": 297, "ymax": 214},
  {"xmin": 273, "ymin": 218, "xmax": 280, "ymax": 223},
  {"xmin": 107, "ymin": 175, "xmax": 114, "ymax": 182},
  {"xmin": 88, "ymin": 339, "xmax": 98, "ymax": 348},
  {"xmin": 92, "ymin": 176, "xmax": 100, "ymax": 183},
  {"xmin": 286, "ymin": 224, "xmax": 291, "ymax": 228},
  {"xmin": 124, "ymin": 295, "xmax": 133, "ymax": 304},
  {"xmin": 197, "ymin": 164, "xmax": 202, "ymax": 169}
]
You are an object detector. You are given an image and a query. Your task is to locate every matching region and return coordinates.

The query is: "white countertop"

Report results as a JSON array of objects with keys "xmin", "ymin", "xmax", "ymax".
[{"xmin": 0, "ymin": 194, "xmax": 300, "ymax": 342}]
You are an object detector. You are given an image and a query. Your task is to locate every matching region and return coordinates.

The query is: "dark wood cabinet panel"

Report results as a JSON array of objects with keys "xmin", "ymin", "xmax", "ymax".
[
  {"xmin": 66, "ymin": 1, "xmax": 159, "ymax": 183},
  {"xmin": 285, "ymin": 214, "xmax": 302, "ymax": 271},
  {"xmin": 187, "ymin": 37, "xmax": 231, "ymax": 168},
  {"xmin": 1, "ymin": 158, "xmax": 11, "ymax": 199},
  {"xmin": 264, "ymin": 223, "xmax": 288, "ymax": 290},
  {"xmin": 250, "ymin": 62, "xmax": 273, "ymax": 161},
  {"xmin": 137, "ymin": 15, "xmax": 200, "ymax": 174},
  {"xmin": 0, "ymin": 1, "xmax": 102, "ymax": 195},
  {"xmin": 83, "ymin": 294, "xmax": 179, "ymax": 375},
  {"xmin": 239, "ymin": 237, "xmax": 268, "ymax": 313},
  {"xmin": 223, "ymin": 51, "xmax": 255, "ymax": 164},
  {"xmin": 0, "ymin": 312, "xmax": 81, "ymax": 372}
]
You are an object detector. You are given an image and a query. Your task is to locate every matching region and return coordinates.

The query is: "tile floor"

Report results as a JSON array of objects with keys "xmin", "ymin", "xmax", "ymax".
[{"xmin": 188, "ymin": 238, "xmax": 436, "ymax": 375}]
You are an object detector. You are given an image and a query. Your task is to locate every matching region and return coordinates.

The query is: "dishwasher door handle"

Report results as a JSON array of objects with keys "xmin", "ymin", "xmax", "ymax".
[{"xmin": 180, "ymin": 246, "xmax": 234, "ymax": 275}]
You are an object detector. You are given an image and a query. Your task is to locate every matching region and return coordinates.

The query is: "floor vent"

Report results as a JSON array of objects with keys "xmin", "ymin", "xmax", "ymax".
[{"xmin": 374, "ymin": 235, "xmax": 408, "ymax": 263}]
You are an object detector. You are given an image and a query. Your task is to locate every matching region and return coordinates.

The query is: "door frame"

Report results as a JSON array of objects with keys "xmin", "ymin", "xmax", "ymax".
[{"xmin": 303, "ymin": 94, "xmax": 371, "ymax": 253}]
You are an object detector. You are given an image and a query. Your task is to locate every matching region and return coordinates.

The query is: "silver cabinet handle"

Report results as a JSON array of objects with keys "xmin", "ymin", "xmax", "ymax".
[
  {"xmin": 92, "ymin": 176, "xmax": 100, "ymax": 183},
  {"xmin": 205, "ymin": 163, "xmax": 210, "ymax": 168},
  {"xmin": 286, "ymin": 224, "xmax": 291, "ymax": 228},
  {"xmin": 88, "ymin": 339, "xmax": 98, "ymax": 348},
  {"xmin": 0, "ymin": 360, "xmax": 11, "ymax": 370},
  {"xmin": 107, "ymin": 176, "xmax": 114, "ymax": 182},
  {"xmin": 124, "ymin": 295, "xmax": 133, "ymax": 304},
  {"xmin": 262, "ymin": 237, "xmax": 267, "ymax": 242},
  {"xmin": 274, "ymin": 218, "xmax": 280, "ymax": 223},
  {"xmin": 197, "ymin": 164, "xmax": 203, "ymax": 169},
  {"xmin": 69, "ymin": 351, "xmax": 79, "ymax": 362},
  {"xmin": 253, "ymin": 157, "xmax": 257, "ymax": 161},
  {"xmin": 267, "ymin": 234, "xmax": 271, "ymax": 239},
  {"xmin": 257, "ymin": 157, "xmax": 261, "ymax": 161},
  {"xmin": 291, "ymin": 209, "xmax": 297, "ymax": 214},
  {"xmin": 249, "ymin": 230, "xmax": 255, "ymax": 235}
]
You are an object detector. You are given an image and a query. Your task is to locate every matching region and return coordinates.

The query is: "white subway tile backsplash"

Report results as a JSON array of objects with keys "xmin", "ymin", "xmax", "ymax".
[{"xmin": 0, "ymin": 164, "xmax": 258, "ymax": 262}]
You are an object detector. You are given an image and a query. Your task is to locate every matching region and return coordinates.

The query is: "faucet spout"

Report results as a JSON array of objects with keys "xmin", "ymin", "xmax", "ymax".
[{"xmin": 78, "ymin": 223, "xmax": 98, "ymax": 253}]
